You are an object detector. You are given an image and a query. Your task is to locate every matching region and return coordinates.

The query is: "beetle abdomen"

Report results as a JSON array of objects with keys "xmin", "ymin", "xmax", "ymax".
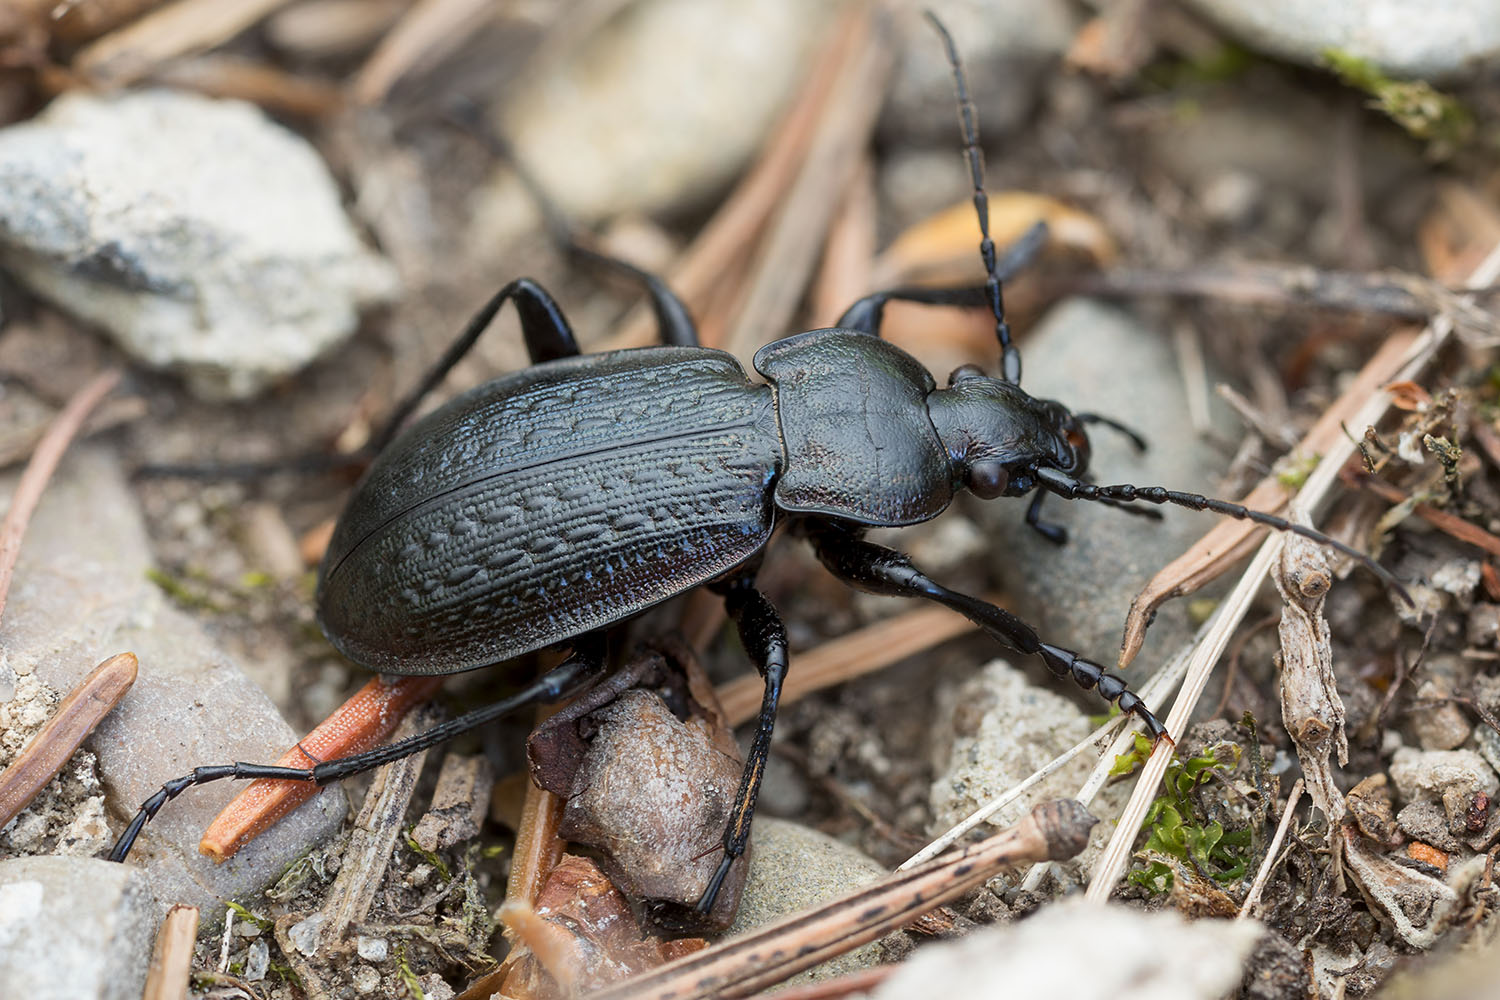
[{"xmin": 318, "ymin": 349, "xmax": 779, "ymax": 674}]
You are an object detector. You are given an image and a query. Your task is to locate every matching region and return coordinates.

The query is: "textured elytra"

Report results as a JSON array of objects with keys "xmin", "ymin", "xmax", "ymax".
[{"xmin": 319, "ymin": 348, "xmax": 781, "ymax": 674}]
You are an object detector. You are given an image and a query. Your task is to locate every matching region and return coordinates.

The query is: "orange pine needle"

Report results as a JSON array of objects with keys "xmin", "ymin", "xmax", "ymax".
[{"xmin": 199, "ymin": 673, "xmax": 444, "ymax": 861}]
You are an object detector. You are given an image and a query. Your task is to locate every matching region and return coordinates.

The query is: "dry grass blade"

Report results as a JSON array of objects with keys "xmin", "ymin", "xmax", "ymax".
[
  {"xmin": 0, "ymin": 651, "xmax": 137, "ymax": 829},
  {"xmin": 902, "ymin": 634, "xmax": 1193, "ymax": 871},
  {"xmin": 350, "ymin": 0, "xmax": 497, "ymax": 106},
  {"xmin": 142, "ymin": 904, "xmax": 200, "ymax": 1000},
  {"xmin": 594, "ymin": 2, "xmax": 871, "ymax": 353},
  {"xmin": 716, "ymin": 603, "xmax": 976, "ymax": 727},
  {"xmin": 1118, "ymin": 329, "xmax": 1419, "ymax": 669},
  {"xmin": 1088, "ymin": 238, "xmax": 1500, "ymax": 903},
  {"xmin": 151, "ymin": 55, "xmax": 345, "ymax": 117},
  {"xmin": 73, "ymin": 0, "xmax": 295, "ymax": 86},
  {"xmin": 199, "ymin": 673, "xmax": 444, "ymax": 861},
  {"xmin": 720, "ymin": 3, "xmax": 895, "ymax": 361},
  {"xmin": 753, "ymin": 965, "xmax": 894, "ymax": 1000},
  {"xmin": 319, "ymin": 701, "xmax": 444, "ymax": 945},
  {"xmin": 586, "ymin": 800, "xmax": 1097, "ymax": 1000},
  {"xmin": 0, "ymin": 368, "xmax": 121, "ymax": 623},
  {"xmin": 1239, "ymin": 778, "xmax": 1304, "ymax": 920}
]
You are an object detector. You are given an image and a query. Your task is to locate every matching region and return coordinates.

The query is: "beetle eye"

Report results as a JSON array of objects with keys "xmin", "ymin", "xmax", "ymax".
[
  {"xmin": 948, "ymin": 364, "xmax": 986, "ymax": 386},
  {"xmin": 965, "ymin": 460, "xmax": 1009, "ymax": 499}
]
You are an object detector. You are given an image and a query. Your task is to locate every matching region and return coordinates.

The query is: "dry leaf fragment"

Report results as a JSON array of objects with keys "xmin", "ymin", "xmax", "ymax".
[{"xmin": 493, "ymin": 855, "xmax": 708, "ymax": 1000}]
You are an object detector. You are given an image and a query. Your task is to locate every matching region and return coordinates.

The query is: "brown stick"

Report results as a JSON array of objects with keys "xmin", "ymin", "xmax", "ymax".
[
  {"xmin": 0, "ymin": 652, "xmax": 137, "ymax": 829},
  {"xmin": 594, "ymin": 3, "xmax": 868, "ymax": 353},
  {"xmin": 0, "ymin": 369, "xmax": 121, "ymax": 624},
  {"xmin": 586, "ymin": 800, "xmax": 1095, "ymax": 1000},
  {"xmin": 1342, "ymin": 465, "xmax": 1500, "ymax": 558},
  {"xmin": 1117, "ymin": 329, "xmax": 1418, "ymax": 669},
  {"xmin": 142, "ymin": 904, "xmax": 200, "ymax": 1000},
  {"xmin": 199, "ymin": 673, "xmax": 444, "ymax": 861},
  {"xmin": 73, "ymin": 0, "xmax": 295, "ymax": 86},
  {"xmin": 716, "ymin": 603, "xmax": 978, "ymax": 727}
]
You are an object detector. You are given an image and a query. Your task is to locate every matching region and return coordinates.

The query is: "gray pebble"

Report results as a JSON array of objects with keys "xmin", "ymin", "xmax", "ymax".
[
  {"xmin": 1180, "ymin": 0, "xmax": 1500, "ymax": 80},
  {"xmin": 729, "ymin": 817, "xmax": 896, "ymax": 987},
  {"xmin": 474, "ymin": 0, "xmax": 836, "ymax": 245},
  {"xmin": 982, "ymin": 299, "xmax": 1229, "ymax": 666},
  {"xmin": 880, "ymin": 0, "xmax": 1079, "ymax": 146},
  {"xmin": 0, "ymin": 91, "xmax": 396, "ymax": 399},
  {"xmin": 0, "ymin": 856, "xmax": 155, "ymax": 1000},
  {"xmin": 0, "ymin": 447, "xmax": 345, "ymax": 917}
]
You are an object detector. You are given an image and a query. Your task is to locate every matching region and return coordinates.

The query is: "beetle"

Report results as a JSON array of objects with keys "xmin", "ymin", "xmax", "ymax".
[{"xmin": 109, "ymin": 15, "xmax": 1406, "ymax": 916}]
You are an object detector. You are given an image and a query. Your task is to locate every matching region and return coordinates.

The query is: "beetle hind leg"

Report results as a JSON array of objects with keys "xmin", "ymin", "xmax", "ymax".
[
  {"xmin": 803, "ymin": 520, "xmax": 1167, "ymax": 741},
  {"xmin": 696, "ymin": 572, "xmax": 790, "ymax": 914},
  {"xmin": 107, "ymin": 634, "xmax": 607, "ymax": 864}
]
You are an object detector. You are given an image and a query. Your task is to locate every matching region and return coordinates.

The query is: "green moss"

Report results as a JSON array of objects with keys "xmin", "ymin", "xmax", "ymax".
[{"xmin": 1323, "ymin": 50, "xmax": 1473, "ymax": 158}]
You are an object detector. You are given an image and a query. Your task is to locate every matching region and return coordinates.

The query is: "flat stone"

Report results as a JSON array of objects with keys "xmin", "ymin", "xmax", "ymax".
[
  {"xmin": 869, "ymin": 900, "xmax": 1264, "ymax": 1000},
  {"xmin": 983, "ymin": 298, "xmax": 1230, "ymax": 668},
  {"xmin": 0, "ymin": 446, "xmax": 345, "ymax": 917},
  {"xmin": 473, "ymin": 0, "xmax": 836, "ymax": 244},
  {"xmin": 1180, "ymin": 0, "xmax": 1500, "ymax": 80},
  {"xmin": 0, "ymin": 855, "xmax": 155, "ymax": 1000},
  {"xmin": 728, "ymin": 818, "xmax": 896, "ymax": 987},
  {"xmin": 0, "ymin": 90, "xmax": 396, "ymax": 399}
]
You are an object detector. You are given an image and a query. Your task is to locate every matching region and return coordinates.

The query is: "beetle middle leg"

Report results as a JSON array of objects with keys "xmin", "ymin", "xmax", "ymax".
[
  {"xmin": 107, "ymin": 633, "xmax": 607, "ymax": 863},
  {"xmin": 696, "ymin": 571, "xmax": 790, "ymax": 913},
  {"xmin": 801, "ymin": 519, "xmax": 1167, "ymax": 741}
]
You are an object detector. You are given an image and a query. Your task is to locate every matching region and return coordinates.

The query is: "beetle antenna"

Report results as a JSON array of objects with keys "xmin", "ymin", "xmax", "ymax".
[
  {"xmin": 1032, "ymin": 467, "xmax": 1414, "ymax": 605},
  {"xmin": 925, "ymin": 11, "xmax": 1021, "ymax": 385}
]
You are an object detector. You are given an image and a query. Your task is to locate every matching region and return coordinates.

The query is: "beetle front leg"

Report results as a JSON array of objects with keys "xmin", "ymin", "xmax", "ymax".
[
  {"xmin": 802, "ymin": 520, "xmax": 1168, "ymax": 741},
  {"xmin": 698, "ymin": 573, "xmax": 790, "ymax": 913}
]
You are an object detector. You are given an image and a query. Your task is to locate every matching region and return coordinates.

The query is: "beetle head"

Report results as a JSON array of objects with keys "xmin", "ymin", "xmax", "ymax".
[{"xmin": 927, "ymin": 365, "xmax": 1090, "ymax": 500}]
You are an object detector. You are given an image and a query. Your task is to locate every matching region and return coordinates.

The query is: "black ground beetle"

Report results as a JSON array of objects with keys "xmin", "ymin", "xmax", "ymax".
[{"xmin": 109, "ymin": 15, "xmax": 1406, "ymax": 915}]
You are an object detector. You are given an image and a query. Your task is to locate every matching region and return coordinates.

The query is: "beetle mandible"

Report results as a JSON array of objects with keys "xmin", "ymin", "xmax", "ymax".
[{"xmin": 109, "ymin": 14, "xmax": 1406, "ymax": 916}]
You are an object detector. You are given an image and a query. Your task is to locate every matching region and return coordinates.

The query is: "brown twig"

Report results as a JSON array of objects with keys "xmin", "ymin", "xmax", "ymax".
[
  {"xmin": 199, "ymin": 673, "xmax": 444, "ymax": 861},
  {"xmin": 720, "ymin": 4, "xmax": 895, "ymax": 360},
  {"xmin": 716, "ymin": 603, "xmax": 978, "ymax": 727},
  {"xmin": 0, "ymin": 368, "xmax": 121, "ymax": 624},
  {"xmin": 350, "ymin": 0, "xmax": 495, "ymax": 106},
  {"xmin": 594, "ymin": 3, "xmax": 872, "ymax": 354},
  {"xmin": 752, "ymin": 965, "xmax": 895, "ymax": 1000},
  {"xmin": 1118, "ymin": 328, "xmax": 1419, "ymax": 669},
  {"xmin": 73, "ymin": 0, "xmax": 296, "ymax": 86},
  {"xmin": 0, "ymin": 652, "xmax": 137, "ymax": 829},
  {"xmin": 1341, "ymin": 463, "xmax": 1500, "ymax": 558},
  {"xmin": 142, "ymin": 904, "xmax": 200, "ymax": 1000},
  {"xmin": 587, "ymin": 800, "xmax": 1096, "ymax": 1000}
]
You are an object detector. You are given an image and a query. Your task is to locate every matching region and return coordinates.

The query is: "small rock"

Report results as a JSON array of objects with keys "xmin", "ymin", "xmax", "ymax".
[
  {"xmin": 1179, "ymin": 0, "xmax": 1500, "ymax": 80},
  {"xmin": 983, "ymin": 299, "xmax": 1230, "ymax": 663},
  {"xmin": 929, "ymin": 659, "xmax": 1092, "ymax": 834},
  {"xmin": 474, "ymin": 0, "xmax": 836, "ymax": 246},
  {"xmin": 0, "ymin": 91, "xmax": 397, "ymax": 399},
  {"xmin": 1395, "ymin": 798, "xmax": 1464, "ymax": 853},
  {"xmin": 244, "ymin": 937, "xmax": 270, "ymax": 982},
  {"xmin": 880, "ymin": 0, "xmax": 1080, "ymax": 146},
  {"xmin": 1389, "ymin": 747, "xmax": 1498, "ymax": 834},
  {"xmin": 1410, "ymin": 678, "xmax": 1471, "ymax": 751},
  {"xmin": 868, "ymin": 899, "xmax": 1264, "ymax": 1000},
  {"xmin": 287, "ymin": 912, "xmax": 327, "ymax": 956},
  {"xmin": 1466, "ymin": 603, "xmax": 1500, "ymax": 646},
  {"xmin": 0, "ymin": 448, "xmax": 346, "ymax": 916},
  {"xmin": 356, "ymin": 934, "xmax": 388, "ymax": 962},
  {"xmin": 352, "ymin": 965, "xmax": 381, "ymax": 993},
  {"xmin": 0, "ymin": 856, "xmax": 155, "ymax": 1000},
  {"xmin": 419, "ymin": 973, "xmax": 455, "ymax": 1000},
  {"xmin": 729, "ymin": 818, "xmax": 897, "ymax": 987}
]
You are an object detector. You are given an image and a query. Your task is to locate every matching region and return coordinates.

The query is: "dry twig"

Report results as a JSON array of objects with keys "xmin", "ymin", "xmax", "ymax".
[
  {"xmin": 589, "ymin": 800, "xmax": 1096, "ymax": 1000},
  {"xmin": 0, "ymin": 652, "xmax": 137, "ymax": 829},
  {"xmin": 142, "ymin": 904, "xmax": 200, "ymax": 1000}
]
